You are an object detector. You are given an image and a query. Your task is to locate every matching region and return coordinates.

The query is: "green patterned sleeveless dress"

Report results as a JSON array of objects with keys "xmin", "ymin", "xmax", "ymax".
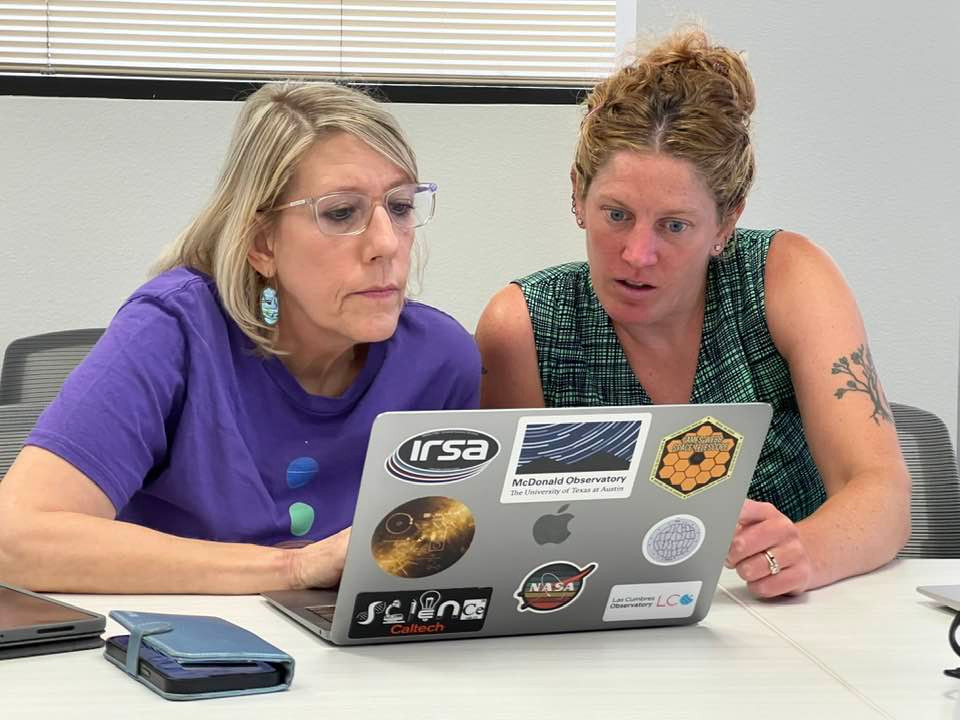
[{"xmin": 515, "ymin": 228, "xmax": 826, "ymax": 521}]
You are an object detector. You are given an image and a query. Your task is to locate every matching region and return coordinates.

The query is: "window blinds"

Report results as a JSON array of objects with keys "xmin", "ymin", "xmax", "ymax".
[{"xmin": 0, "ymin": 1, "xmax": 617, "ymax": 84}]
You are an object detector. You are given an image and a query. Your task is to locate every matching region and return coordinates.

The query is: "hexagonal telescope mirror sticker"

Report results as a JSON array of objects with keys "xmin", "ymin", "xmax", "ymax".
[{"xmin": 649, "ymin": 417, "xmax": 743, "ymax": 499}]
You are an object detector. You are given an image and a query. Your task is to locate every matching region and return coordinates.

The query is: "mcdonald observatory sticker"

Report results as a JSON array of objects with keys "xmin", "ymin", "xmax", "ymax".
[{"xmin": 649, "ymin": 417, "xmax": 743, "ymax": 499}]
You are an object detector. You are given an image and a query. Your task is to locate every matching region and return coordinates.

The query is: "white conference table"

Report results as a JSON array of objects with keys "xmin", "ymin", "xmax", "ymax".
[
  {"xmin": 1, "ymin": 560, "xmax": 957, "ymax": 719},
  {"xmin": 724, "ymin": 558, "xmax": 960, "ymax": 719}
]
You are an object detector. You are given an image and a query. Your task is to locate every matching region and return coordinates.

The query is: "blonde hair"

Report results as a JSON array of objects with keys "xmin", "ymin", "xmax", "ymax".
[
  {"xmin": 152, "ymin": 81, "xmax": 419, "ymax": 356},
  {"xmin": 574, "ymin": 27, "xmax": 756, "ymax": 223}
]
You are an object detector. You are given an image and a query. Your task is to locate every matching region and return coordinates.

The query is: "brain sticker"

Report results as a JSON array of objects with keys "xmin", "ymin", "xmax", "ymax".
[
  {"xmin": 649, "ymin": 418, "xmax": 743, "ymax": 498},
  {"xmin": 643, "ymin": 515, "xmax": 705, "ymax": 566}
]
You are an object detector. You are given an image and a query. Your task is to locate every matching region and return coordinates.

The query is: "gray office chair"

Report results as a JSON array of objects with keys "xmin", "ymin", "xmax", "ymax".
[
  {"xmin": 893, "ymin": 402, "xmax": 960, "ymax": 558},
  {"xmin": 0, "ymin": 329, "xmax": 104, "ymax": 480},
  {"xmin": 0, "ymin": 402, "xmax": 49, "ymax": 479},
  {"xmin": 0, "ymin": 328, "xmax": 104, "ymax": 406}
]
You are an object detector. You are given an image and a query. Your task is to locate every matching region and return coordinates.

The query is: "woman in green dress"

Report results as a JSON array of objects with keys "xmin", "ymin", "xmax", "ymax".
[{"xmin": 476, "ymin": 28, "xmax": 909, "ymax": 598}]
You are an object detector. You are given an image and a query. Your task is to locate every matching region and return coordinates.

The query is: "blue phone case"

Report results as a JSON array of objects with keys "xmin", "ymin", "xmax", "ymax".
[
  {"xmin": 108, "ymin": 635, "xmax": 278, "ymax": 681},
  {"xmin": 103, "ymin": 611, "xmax": 295, "ymax": 701}
]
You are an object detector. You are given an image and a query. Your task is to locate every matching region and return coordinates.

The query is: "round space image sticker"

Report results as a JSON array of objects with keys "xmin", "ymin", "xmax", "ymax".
[
  {"xmin": 371, "ymin": 496, "xmax": 476, "ymax": 578},
  {"xmin": 642, "ymin": 514, "xmax": 706, "ymax": 566},
  {"xmin": 514, "ymin": 561, "xmax": 598, "ymax": 613}
]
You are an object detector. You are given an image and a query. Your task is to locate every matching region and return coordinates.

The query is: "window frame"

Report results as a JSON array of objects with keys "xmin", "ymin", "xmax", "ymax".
[{"xmin": 0, "ymin": 1, "xmax": 636, "ymax": 102}]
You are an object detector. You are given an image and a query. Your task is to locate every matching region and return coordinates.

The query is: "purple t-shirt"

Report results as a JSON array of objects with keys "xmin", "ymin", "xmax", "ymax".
[{"xmin": 26, "ymin": 267, "xmax": 480, "ymax": 545}]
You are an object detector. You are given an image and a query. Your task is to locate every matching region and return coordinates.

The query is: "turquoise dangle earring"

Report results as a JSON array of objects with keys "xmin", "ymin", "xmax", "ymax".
[{"xmin": 260, "ymin": 284, "xmax": 279, "ymax": 326}]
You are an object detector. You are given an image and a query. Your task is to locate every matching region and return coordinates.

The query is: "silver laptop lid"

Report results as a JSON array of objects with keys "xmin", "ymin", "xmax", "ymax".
[
  {"xmin": 917, "ymin": 585, "xmax": 960, "ymax": 611},
  {"xmin": 330, "ymin": 403, "xmax": 772, "ymax": 645}
]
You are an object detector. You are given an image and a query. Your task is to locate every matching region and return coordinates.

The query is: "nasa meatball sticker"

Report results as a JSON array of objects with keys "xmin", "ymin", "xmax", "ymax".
[
  {"xmin": 386, "ymin": 428, "xmax": 500, "ymax": 484},
  {"xmin": 514, "ymin": 561, "xmax": 598, "ymax": 613},
  {"xmin": 642, "ymin": 514, "xmax": 706, "ymax": 566},
  {"xmin": 500, "ymin": 413, "xmax": 651, "ymax": 504},
  {"xmin": 371, "ymin": 496, "xmax": 476, "ymax": 578},
  {"xmin": 348, "ymin": 587, "xmax": 492, "ymax": 639},
  {"xmin": 649, "ymin": 417, "xmax": 743, "ymax": 499},
  {"xmin": 602, "ymin": 581, "xmax": 702, "ymax": 622}
]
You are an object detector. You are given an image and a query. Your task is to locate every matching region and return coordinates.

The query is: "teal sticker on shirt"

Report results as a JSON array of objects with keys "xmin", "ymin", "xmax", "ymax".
[{"xmin": 289, "ymin": 502, "xmax": 315, "ymax": 537}]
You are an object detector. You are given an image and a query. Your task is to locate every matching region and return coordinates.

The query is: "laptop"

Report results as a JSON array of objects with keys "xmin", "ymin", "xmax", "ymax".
[
  {"xmin": 917, "ymin": 585, "xmax": 960, "ymax": 611},
  {"xmin": 263, "ymin": 403, "xmax": 772, "ymax": 645}
]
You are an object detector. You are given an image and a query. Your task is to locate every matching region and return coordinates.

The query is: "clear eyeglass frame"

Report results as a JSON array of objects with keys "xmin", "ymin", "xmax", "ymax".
[{"xmin": 265, "ymin": 182, "xmax": 438, "ymax": 237}]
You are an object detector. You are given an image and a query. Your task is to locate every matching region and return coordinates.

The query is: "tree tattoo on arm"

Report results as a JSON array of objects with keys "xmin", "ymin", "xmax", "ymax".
[{"xmin": 831, "ymin": 344, "xmax": 892, "ymax": 424}]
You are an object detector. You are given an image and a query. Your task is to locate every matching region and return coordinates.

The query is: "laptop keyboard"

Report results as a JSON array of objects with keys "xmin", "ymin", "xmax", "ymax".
[{"xmin": 304, "ymin": 604, "xmax": 336, "ymax": 629}]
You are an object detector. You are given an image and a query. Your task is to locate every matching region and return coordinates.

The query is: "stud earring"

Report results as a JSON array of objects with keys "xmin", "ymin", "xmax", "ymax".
[
  {"xmin": 576, "ymin": 215, "xmax": 586, "ymax": 229},
  {"xmin": 713, "ymin": 244, "xmax": 723, "ymax": 254},
  {"xmin": 260, "ymin": 285, "xmax": 279, "ymax": 326}
]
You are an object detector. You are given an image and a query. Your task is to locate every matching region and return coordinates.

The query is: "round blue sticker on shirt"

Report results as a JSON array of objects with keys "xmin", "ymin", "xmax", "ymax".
[{"xmin": 286, "ymin": 456, "xmax": 319, "ymax": 489}]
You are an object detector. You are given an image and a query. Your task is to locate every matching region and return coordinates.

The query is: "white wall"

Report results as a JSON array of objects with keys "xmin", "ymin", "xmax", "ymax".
[{"xmin": 2, "ymin": 0, "xmax": 958, "ymax": 443}]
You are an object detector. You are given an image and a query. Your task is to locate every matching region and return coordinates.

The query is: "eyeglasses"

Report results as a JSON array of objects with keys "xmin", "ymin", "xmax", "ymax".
[{"xmin": 266, "ymin": 182, "xmax": 437, "ymax": 237}]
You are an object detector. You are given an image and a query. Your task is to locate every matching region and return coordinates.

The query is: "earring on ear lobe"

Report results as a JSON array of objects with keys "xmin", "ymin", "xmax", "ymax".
[
  {"xmin": 571, "ymin": 194, "xmax": 586, "ymax": 228},
  {"xmin": 713, "ymin": 243, "xmax": 723, "ymax": 254},
  {"xmin": 260, "ymin": 285, "xmax": 279, "ymax": 326}
]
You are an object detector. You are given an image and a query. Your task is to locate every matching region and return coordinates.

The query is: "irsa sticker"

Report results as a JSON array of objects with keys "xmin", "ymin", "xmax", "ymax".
[
  {"xmin": 386, "ymin": 428, "xmax": 500, "ymax": 483},
  {"xmin": 602, "ymin": 582, "xmax": 702, "ymax": 622},
  {"xmin": 348, "ymin": 587, "xmax": 492, "ymax": 639}
]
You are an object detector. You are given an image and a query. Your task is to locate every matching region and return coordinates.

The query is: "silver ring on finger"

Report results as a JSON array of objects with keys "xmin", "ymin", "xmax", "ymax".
[{"xmin": 763, "ymin": 549, "xmax": 781, "ymax": 576}]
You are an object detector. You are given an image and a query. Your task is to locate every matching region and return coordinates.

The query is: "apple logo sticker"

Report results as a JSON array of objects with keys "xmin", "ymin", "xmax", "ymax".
[{"xmin": 533, "ymin": 504, "xmax": 574, "ymax": 545}]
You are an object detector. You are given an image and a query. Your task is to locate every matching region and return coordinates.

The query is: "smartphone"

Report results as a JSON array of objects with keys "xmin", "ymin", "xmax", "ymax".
[
  {"xmin": 0, "ymin": 583, "xmax": 105, "ymax": 659},
  {"xmin": 104, "ymin": 635, "xmax": 282, "ymax": 694}
]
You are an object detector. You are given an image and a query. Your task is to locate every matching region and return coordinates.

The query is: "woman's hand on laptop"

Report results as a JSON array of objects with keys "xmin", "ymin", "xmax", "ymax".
[
  {"xmin": 287, "ymin": 526, "xmax": 352, "ymax": 589},
  {"xmin": 725, "ymin": 500, "xmax": 813, "ymax": 598}
]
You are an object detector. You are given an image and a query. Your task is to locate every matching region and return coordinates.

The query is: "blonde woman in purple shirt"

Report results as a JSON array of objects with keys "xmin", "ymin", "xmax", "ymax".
[{"xmin": 0, "ymin": 83, "xmax": 480, "ymax": 594}]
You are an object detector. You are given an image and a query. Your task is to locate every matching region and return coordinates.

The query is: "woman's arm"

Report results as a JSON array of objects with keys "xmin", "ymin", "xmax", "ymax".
[
  {"xmin": 0, "ymin": 446, "xmax": 348, "ymax": 593},
  {"xmin": 726, "ymin": 231, "xmax": 910, "ymax": 596},
  {"xmin": 474, "ymin": 284, "xmax": 546, "ymax": 409}
]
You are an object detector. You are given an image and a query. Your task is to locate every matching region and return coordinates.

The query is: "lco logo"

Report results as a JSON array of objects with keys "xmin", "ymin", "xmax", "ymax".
[{"xmin": 386, "ymin": 429, "xmax": 500, "ymax": 483}]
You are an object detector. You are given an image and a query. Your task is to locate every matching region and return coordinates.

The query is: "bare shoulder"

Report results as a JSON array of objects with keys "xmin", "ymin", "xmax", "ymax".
[
  {"xmin": 764, "ymin": 231, "xmax": 859, "ymax": 356},
  {"xmin": 476, "ymin": 284, "xmax": 532, "ymax": 343},
  {"xmin": 765, "ymin": 230, "xmax": 842, "ymax": 286},
  {"xmin": 475, "ymin": 284, "xmax": 544, "ymax": 408}
]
